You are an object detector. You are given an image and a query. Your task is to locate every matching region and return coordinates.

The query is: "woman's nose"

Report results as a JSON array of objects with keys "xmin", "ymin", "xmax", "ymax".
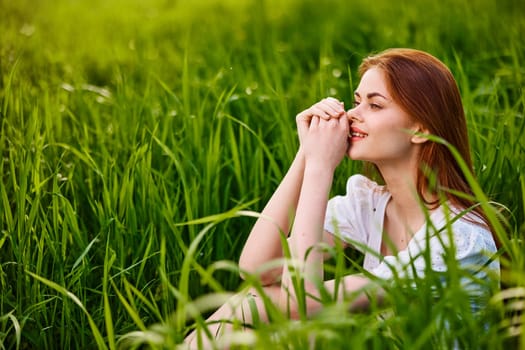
[{"xmin": 347, "ymin": 109, "xmax": 362, "ymax": 123}]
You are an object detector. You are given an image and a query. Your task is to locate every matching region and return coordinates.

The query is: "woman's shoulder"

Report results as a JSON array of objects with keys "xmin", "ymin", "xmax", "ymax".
[
  {"xmin": 449, "ymin": 215, "xmax": 498, "ymax": 256},
  {"xmin": 426, "ymin": 207, "xmax": 498, "ymax": 259},
  {"xmin": 345, "ymin": 174, "xmax": 387, "ymax": 194}
]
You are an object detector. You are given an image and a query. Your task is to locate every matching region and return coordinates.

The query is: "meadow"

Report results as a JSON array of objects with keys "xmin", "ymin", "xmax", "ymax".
[{"xmin": 1, "ymin": 0, "xmax": 524, "ymax": 348}]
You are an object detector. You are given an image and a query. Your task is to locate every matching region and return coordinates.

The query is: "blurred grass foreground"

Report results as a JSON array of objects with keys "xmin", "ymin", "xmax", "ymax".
[{"xmin": 1, "ymin": 0, "xmax": 524, "ymax": 348}]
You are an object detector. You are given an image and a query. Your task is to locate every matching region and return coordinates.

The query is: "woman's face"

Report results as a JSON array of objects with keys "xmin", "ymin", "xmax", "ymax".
[{"xmin": 346, "ymin": 67, "xmax": 422, "ymax": 166}]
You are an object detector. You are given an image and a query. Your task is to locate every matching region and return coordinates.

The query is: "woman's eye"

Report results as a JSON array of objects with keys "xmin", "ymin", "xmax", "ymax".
[
  {"xmin": 352, "ymin": 101, "xmax": 360, "ymax": 107},
  {"xmin": 370, "ymin": 103, "xmax": 381, "ymax": 110}
]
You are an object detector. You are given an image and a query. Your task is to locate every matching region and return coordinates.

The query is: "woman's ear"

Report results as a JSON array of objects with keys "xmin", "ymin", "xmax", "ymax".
[{"xmin": 410, "ymin": 125, "xmax": 430, "ymax": 144}]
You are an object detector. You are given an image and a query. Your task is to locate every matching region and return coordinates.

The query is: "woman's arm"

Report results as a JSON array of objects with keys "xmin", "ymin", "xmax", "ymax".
[
  {"xmin": 239, "ymin": 98, "xmax": 347, "ymax": 285},
  {"xmin": 238, "ymin": 152, "xmax": 306, "ymax": 284},
  {"xmin": 281, "ymin": 108, "xmax": 350, "ymax": 314}
]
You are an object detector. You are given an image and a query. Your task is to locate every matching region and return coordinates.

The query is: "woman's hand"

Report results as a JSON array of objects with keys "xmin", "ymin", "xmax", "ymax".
[
  {"xmin": 295, "ymin": 98, "xmax": 349, "ymax": 171},
  {"xmin": 302, "ymin": 115, "xmax": 350, "ymax": 172},
  {"xmin": 296, "ymin": 97, "xmax": 346, "ymax": 149}
]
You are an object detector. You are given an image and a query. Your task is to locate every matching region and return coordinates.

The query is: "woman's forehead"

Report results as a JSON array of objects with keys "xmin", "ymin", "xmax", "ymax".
[{"xmin": 356, "ymin": 68, "xmax": 391, "ymax": 99}]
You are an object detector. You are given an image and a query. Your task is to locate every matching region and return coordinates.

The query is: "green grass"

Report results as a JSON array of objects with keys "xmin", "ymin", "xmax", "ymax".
[{"xmin": 1, "ymin": 0, "xmax": 524, "ymax": 348}]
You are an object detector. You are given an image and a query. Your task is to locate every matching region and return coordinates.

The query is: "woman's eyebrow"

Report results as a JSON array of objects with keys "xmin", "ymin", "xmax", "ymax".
[{"xmin": 354, "ymin": 91, "xmax": 390, "ymax": 101}]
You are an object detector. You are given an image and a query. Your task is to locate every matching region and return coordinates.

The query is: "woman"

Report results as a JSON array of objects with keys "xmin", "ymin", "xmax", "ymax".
[{"xmin": 184, "ymin": 48, "xmax": 499, "ymax": 348}]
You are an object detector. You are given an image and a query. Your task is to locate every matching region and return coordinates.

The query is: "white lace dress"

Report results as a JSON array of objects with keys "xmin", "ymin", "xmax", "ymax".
[{"xmin": 324, "ymin": 174, "xmax": 500, "ymax": 288}]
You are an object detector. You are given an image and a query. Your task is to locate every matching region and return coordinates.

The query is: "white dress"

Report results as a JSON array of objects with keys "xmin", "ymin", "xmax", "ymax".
[{"xmin": 324, "ymin": 174, "xmax": 500, "ymax": 288}]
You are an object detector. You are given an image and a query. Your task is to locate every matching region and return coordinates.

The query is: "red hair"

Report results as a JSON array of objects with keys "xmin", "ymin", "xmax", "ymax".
[{"xmin": 359, "ymin": 48, "xmax": 490, "ymax": 228}]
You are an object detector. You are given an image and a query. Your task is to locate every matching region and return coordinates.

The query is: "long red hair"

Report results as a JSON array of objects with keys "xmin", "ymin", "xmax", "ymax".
[{"xmin": 359, "ymin": 48, "xmax": 490, "ymax": 229}]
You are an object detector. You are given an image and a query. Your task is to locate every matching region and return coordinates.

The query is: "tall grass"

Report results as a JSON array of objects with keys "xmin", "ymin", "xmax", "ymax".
[{"xmin": 1, "ymin": 0, "xmax": 524, "ymax": 348}]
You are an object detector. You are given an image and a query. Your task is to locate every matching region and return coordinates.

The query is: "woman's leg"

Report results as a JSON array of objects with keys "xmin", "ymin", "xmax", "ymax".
[
  {"xmin": 183, "ymin": 274, "xmax": 377, "ymax": 348},
  {"xmin": 184, "ymin": 285, "xmax": 281, "ymax": 349}
]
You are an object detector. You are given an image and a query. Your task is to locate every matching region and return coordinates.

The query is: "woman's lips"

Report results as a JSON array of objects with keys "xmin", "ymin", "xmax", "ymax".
[{"xmin": 349, "ymin": 127, "xmax": 368, "ymax": 140}]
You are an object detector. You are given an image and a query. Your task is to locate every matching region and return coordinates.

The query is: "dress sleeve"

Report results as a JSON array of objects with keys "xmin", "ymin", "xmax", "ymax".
[{"xmin": 324, "ymin": 175, "xmax": 383, "ymax": 253}]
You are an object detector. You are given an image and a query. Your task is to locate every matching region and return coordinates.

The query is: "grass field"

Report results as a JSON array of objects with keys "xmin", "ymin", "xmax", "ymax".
[{"xmin": 1, "ymin": 0, "xmax": 524, "ymax": 348}]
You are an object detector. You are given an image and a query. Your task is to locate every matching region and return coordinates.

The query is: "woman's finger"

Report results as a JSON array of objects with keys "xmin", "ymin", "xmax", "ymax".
[
  {"xmin": 310, "ymin": 115, "xmax": 320, "ymax": 127},
  {"xmin": 296, "ymin": 98, "xmax": 345, "ymax": 125},
  {"xmin": 324, "ymin": 97, "xmax": 345, "ymax": 113},
  {"xmin": 309, "ymin": 106, "xmax": 331, "ymax": 120},
  {"xmin": 316, "ymin": 98, "xmax": 345, "ymax": 119}
]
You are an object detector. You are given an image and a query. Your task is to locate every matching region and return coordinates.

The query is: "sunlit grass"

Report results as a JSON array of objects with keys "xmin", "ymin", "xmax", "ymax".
[{"xmin": 1, "ymin": 0, "xmax": 524, "ymax": 348}]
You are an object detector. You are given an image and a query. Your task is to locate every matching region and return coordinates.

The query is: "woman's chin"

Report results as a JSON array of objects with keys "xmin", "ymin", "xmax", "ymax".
[{"xmin": 347, "ymin": 150, "xmax": 359, "ymax": 160}]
